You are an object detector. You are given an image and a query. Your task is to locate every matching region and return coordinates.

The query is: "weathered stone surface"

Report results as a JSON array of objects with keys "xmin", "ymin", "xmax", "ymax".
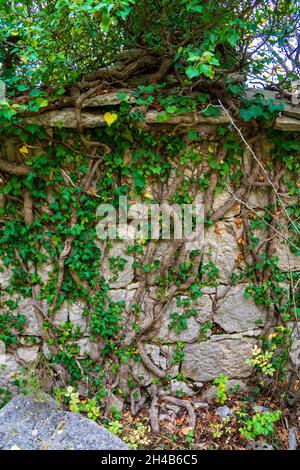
[
  {"xmin": 275, "ymin": 115, "xmax": 300, "ymax": 132},
  {"xmin": 170, "ymin": 380, "xmax": 195, "ymax": 397},
  {"xmin": 0, "ymin": 352, "xmax": 19, "ymax": 387},
  {"xmin": 274, "ymin": 238, "xmax": 300, "ymax": 272},
  {"xmin": 182, "ymin": 336, "xmax": 255, "ymax": 381},
  {"xmin": 69, "ymin": 301, "xmax": 87, "ymax": 333},
  {"xmin": 0, "ymin": 394, "xmax": 128, "ymax": 450},
  {"xmin": 106, "ymin": 393, "xmax": 125, "ymax": 413},
  {"xmin": 16, "ymin": 345, "xmax": 39, "ymax": 363},
  {"xmin": 248, "ymin": 187, "xmax": 270, "ymax": 208},
  {"xmin": 215, "ymin": 405, "xmax": 233, "ymax": 418},
  {"xmin": 212, "ymin": 191, "xmax": 241, "ymax": 218},
  {"xmin": 0, "ymin": 341, "xmax": 5, "ymax": 355},
  {"xmin": 0, "ymin": 262, "xmax": 11, "ymax": 288},
  {"xmin": 53, "ymin": 301, "xmax": 69, "ymax": 326},
  {"xmin": 102, "ymin": 244, "xmax": 134, "ymax": 288},
  {"xmin": 76, "ymin": 338, "xmax": 101, "ymax": 360},
  {"xmin": 25, "ymin": 108, "xmax": 230, "ymax": 129},
  {"xmin": 214, "ymin": 284, "xmax": 266, "ymax": 333},
  {"xmin": 108, "ymin": 288, "xmax": 136, "ymax": 312},
  {"xmin": 17, "ymin": 298, "xmax": 42, "ymax": 336},
  {"xmin": 203, "ymin": 220, "xmax": 243, "ymax": 283},
  {"xmin": 82, "ymin": 90, "xmax": 136, "ymax": 108},
  {"xmin": 155, "ymin": 295, "xmax": 213, "ymax": 343},
  {"xmin": 246, "ymin": 441, "xmax": 274, "ymax": 451}
]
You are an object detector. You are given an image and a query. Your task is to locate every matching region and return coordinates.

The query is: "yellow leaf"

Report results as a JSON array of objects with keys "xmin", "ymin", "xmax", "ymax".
[
  {"xmin": 104, "ymin": 112, "xmax": 118, "ymax": 126},
  {"xmin": 21, "ymin": 56, "xmax": 29, "ymax": 63},
  {"xmin": 19, "ymin": 145, "xmax": 29, "ymax": 156},
  {"xmin": 10, "ymin": 30, "xmax": 19, "ymax": 36}
]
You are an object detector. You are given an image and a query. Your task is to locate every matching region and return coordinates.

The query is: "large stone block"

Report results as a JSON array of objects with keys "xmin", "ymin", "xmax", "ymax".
[
  {"xmin": 182, "ymin": 335, "xmax": 256, "ymax": 381},
  {"xmin": 69, "ymin": 301, "xmax": 88, "ymax": 333},
  {"xmin": 155, "ymin": 295, "xmax": 213, "ymax": 343},
  {"xmin": 102, "ymin": 244, "xmax": 134, "ymax": 288},
  {"xmin": 0, "ymin": 394, "xmax": 128, "ymax": 450},
  {"xmin": 203, "ymin": 220, "xmax": 243, "ymax": 283},
  {"xmin": 214, "ymin": 284, "xmax": 266, "ymax": 333},
  {"xmin": 274, "ymin": 238, "xmax": 300, "ymax": 272},
  {"xmin": 16, "ymin": 345, "xmax": 39, "ymax": 363}
]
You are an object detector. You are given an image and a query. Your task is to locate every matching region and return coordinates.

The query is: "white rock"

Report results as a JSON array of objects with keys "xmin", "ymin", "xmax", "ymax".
[
  {"xmin": 76, "ymin": 338, "xmax": 101, "ymax": 360},
  {"xmin": 17, "ymin": 298, "xmax": 42, "ymax": 336},
  {"xmin": 0, "ymin": 262, "xmax": 12, "ymax": 288},
  {"xmin": 214, "ymin": 284, "xmax": 266, "ymax": 333},
  {"xmin": 213, "ymin": 191, "xmax": 240, "ymax": 217},
  {"xmin": 53, "ymin": 301, "xmax": 69, "ymax": 326},
  {"xmin": 0, "ymin": 341, "xmax": 5, "ymax": 355},
  {"xmin": 170, "ymin": 380, "xmax": 195, "ymax": 397},
  {"xmin": 102, "ymin": 244, "xmax": 134, "ymax": 288},
  {"xmin": 203, "ymin": 220, "xmax": 243, "ymax": 283},
  {"xmin": 182, "ymin": 336, "xmax": 256, "ymax": 381},
  {"xmin": 69, "ymin": 301, "xmax": 87, "ymax": 333},
  {"xmin": 274, "ymin": 238, "xmax": 300, "ymax": 272},
  {"xmin": 154, "ymin": 295, "xmax": 213, "ymax": 343},
  {"xmin": 17, "ymin": 345, "xmax": 39, "ymax": 363}
]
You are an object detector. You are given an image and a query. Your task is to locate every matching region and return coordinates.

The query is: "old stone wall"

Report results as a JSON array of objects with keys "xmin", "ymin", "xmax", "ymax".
[{"xmin": 0, "ymin": 88, "xmax": 299, "ymax": 404}]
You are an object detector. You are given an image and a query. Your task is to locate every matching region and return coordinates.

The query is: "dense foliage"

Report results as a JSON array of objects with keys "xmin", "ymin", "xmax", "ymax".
[{"xmin": 1, "ymin": 0, "xmax": 300, "ymax": 94}]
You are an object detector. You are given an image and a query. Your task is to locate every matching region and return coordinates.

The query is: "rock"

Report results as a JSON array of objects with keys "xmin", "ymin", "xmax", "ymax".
[
  {"xmin": 182, "ymin": 336, "xmax": 255, "ymax": 381},
  {"xmin": 170, "ymin": 380, "xmax": 195, "ymax": 397},
  {"xmin": 246, "ymin": 441, "xmax": 274, "ymax": 450},
  {"xmin": 200, "ymin": 379, "xmax": 248, "ymax": 401},
  {"xmin": 214, "ymin": 284, "xmax": 266, "ymax": 333},
  {"xmin": 17, "ymin": 298, "xmax": 42, "ymax": 336},
  {"xmin": 203, "ymin": 220, "xmax": 243, "ymax": 283},
  {"xmin": 108, "ymin": 288, "xmax": 136, "ymax": 312},
  {"xmin": 0, "ymin": 262, "xmax": 11, "ymax": 288},
  {"xmin": 251, "ymin": 404, "xmax": 268, "ymax": 413},
  {"xmin": 0, "ymin": 353, "xmax": 19, "ymax": 386},
  {"xmin": 275, "ymin": 115, "xmax": 300, "ymax": 132},
  {"xmin": 102, "ymin": 244, "xmax": 134, "ymax": 288},
  {"xmin": 215, "ymin": 405, "xmax": 233, "ymax": 418},
  {"xmin": 25, "ymin": 108, "xmax": 230, "ymax": 129},
  {"xmin": 248, "ymin": 187, "xmax": 270, "ymax": 208},
  {"xmin": 0, "ymin": 341, "xmax": 5, "ymax": 355},
  {"xmin": 0, "ymin": 394, "xmax": 128, "ymax": 450},
  {"xmin": 288, "ymin": 426, "xmax": 298, "ymax": 450},
  {"xmin": 82, "ymin": 91, "xmax": 136, "ymax": 108},
  {"xmin": 154, "ymin": 295, "xmax": 212, "ymax": 343},
  {"xmin": 213, "ymin": 191, "xmax": 241, "ymax": 218},
  {"xmin": 274, "ymin": 238, "xmax": 300, "ymax": 272},
  {"xmin": 106, "ymin": 393, "xmax": 124, "ymax": 413},
  {"xmin": 131, "ymin": 344, "xmax": 179, "ymax": 386},
  {"xmin": 16, "ymin": 345, "xmax": 39, "ymax": 363},
  {"xmin": 76, "ymin": 338, "xmax": 102, "ymax": 360},
  {"xmin": 69, "ymin": 301, "xmax": 87, "ymax": 333},
  {"xmin": 53, "ymin": 301, "xmax": 69, "ymax": 326}
]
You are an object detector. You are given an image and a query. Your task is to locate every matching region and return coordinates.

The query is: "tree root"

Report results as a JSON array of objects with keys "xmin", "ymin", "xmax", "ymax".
[
  {"xmin": 163, "ymin": 395, "xmax": 196, "ymax": 431},
  {"xmin": 149, "ymin": 384, "xmax": 160, "ymax": 434}
]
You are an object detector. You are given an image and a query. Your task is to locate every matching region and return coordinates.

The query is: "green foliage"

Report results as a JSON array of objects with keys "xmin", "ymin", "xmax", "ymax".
[
  {"xmin": 245, "ymin": 326, "xmax": 292, "ymax": 380},
  {"xmin": 64, "ymin": 386, "xmax": 100, "ymax": 420},
  {"xmin": 238, "ymin": 410, "xmax": 282, "ymax": 440},
  {"xmin": 0, "ymin": 387, "xmax": 12, "ymax": 409},
  {"xmin": 213, "ymin": 374, "xmax": 228, "ymax": 405},
  {"xmin": 1, "ymin": 1, "xmax": 299, "ymax": 97}
]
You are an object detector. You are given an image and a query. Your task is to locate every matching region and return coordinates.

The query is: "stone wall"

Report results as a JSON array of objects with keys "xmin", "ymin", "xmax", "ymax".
[{"xmin": 0, "ymin": 87, "xmax": 299, "ymax": 401}]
